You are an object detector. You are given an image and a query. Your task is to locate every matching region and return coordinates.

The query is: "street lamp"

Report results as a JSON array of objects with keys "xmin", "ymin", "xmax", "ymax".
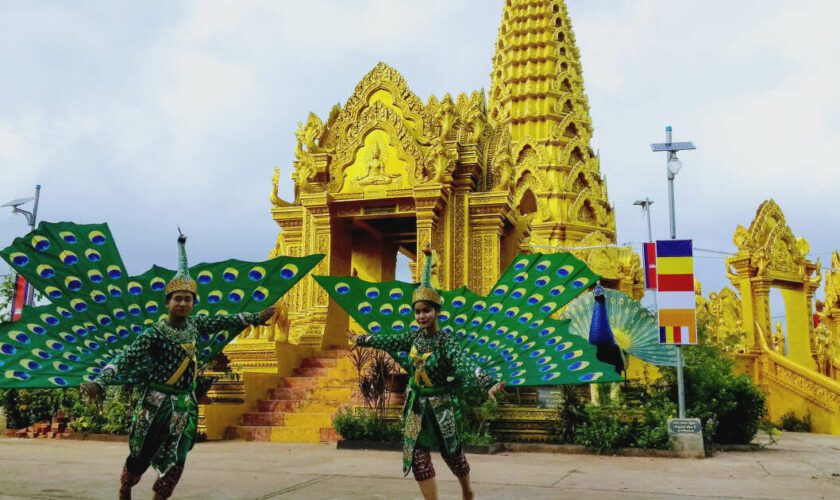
[
  {"xmin": 651, "ymin": 126, "xmax": 696, "ymax": 419},
  {"xmin": 651, "ymin": 127, "xmax": 695, "ymax": 240},
  {"xmin": 633, "ymin": 198, "xmax": 655, "ymax": 242},
  {"xmin": 2, "ymin": 185, "xmax": 41, "ymax": 231}
]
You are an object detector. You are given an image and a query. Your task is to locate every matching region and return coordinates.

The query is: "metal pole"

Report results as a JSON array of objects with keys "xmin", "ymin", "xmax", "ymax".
[
  {"xmin": 640, "ymin": 200, "xmax": 660, "ymax": 313},
  {"xmin": 663, "ymin": 126, "xmax": 687, "ymax": 419},
  {"xmin": 25, "ymin": 185, "xmax": 41, "ymax": 306},
  {"xmin": 30, "ymin": 185, "xmax": 41, "ymax": 230}
]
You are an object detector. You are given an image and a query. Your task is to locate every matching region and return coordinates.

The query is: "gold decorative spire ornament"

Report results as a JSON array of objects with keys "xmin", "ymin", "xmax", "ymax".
[
  {"xmin": 412, "ymin": 246, "xmax": 441, "ymax": 307},
  {"xmin": 164, "ymin": 229, "xmax": 198, "ymax": 297}
]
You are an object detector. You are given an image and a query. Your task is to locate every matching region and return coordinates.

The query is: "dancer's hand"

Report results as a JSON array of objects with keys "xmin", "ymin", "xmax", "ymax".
[
  {"xmin": 256, "ymin": 306, "xmax": 276, "ymax": 325},
  {"xmin": 487, "ymin": 381, "xmax": 506, "ymax": 402},
  {"xmin": 80, "ymin": 382, "xmax": 104, "ymax": 405}
]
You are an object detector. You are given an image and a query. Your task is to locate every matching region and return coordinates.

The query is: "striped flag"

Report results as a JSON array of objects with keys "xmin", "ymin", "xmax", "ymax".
[
  {"xmin": 656, "ymin": 239, "xmax": 697, "ymax": 345},
  {"xmin": 643, "ymin": 242, "xmax": 657, "ymax": 289},
  {"xmin": 9, "ymin": 273, "xmax": 29, "ymax": 322}
]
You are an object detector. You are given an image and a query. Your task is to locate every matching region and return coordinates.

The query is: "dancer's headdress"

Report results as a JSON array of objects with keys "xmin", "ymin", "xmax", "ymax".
[
  {"xmin": 164, "ymin": 229, "xmax": 197, "ymax": 297},
  {"xmin": 412, "ymin": 245, "xmax": 441, "ymax": 307}
]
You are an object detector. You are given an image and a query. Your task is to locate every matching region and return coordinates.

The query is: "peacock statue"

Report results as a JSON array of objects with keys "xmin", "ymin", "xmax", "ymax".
[
  {"xmin": 559, "ymin": 285, "xmax": 678, "ymax": 367},
  {"xmin": 314, "ymin": 251, "xmax": 624, "ymax": 387},
  {"xmin": 0, "ymin": 221, "xmax": 323, "ymax": 388}
]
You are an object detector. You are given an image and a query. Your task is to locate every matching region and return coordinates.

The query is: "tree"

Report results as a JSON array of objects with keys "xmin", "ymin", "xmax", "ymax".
[{"xmin": 0, "ymin": 272, "xmax": 15, "ymax": 323}]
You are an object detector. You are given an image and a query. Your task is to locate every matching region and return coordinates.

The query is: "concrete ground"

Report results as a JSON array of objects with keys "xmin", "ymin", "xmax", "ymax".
[{"xmin": 1, "ymin": 433, "xmax": 839, "ymax": 499}]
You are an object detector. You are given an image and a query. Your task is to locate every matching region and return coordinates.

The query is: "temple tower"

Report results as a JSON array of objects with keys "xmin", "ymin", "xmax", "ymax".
[{"xmin": 488, "ymin": 0, "xmax": 616, "ymax": 247}]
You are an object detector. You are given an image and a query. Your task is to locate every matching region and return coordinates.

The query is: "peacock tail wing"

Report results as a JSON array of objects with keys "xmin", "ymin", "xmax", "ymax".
[
  {"xmin": 130, "ymin": 254, "xmax": 323, "ymax": 365},
  {"xmin": 444, "ymin": 253, "xmax": 622, "ymax": 387},
  {"xmin": 0, "ymin": 221, "xmax": 322, "ymax": 388},
  {"xmin": 314, "ymin": 252, "xmax": 622, "ymax": 387},
  {"xmin": 312, "ymin": 275, "xmax": 416, "ymax": 370},
  {"xmin": 559, "ymin": 287, "xmax": 678, "ymax": 366}
]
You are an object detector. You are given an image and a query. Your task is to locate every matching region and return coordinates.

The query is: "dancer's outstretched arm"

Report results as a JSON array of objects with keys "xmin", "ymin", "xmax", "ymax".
[
  {"xmin": 347, "ymin": 328, "xmax": 412, "ymax": 353},
  {"xmin": 444, "ymin": 336, "xmax": 506, "ymax": 401}
]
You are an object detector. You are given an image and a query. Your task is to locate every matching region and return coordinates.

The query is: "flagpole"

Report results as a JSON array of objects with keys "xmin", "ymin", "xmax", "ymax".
[{"xmin": 650, "ymin": 126, "xmax": 696, "ymax": 420}]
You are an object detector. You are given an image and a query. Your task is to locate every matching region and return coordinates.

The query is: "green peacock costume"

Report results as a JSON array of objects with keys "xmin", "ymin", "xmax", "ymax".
[
  {"xmin": 315, "ymin": 250, "xmax": 623, "ymax": 479},
  {"xmin": 0, "ymin": 222, "xmax": 322, "ymax": 498}
]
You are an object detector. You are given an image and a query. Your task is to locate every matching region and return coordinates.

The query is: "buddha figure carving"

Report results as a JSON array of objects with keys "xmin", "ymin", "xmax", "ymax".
[{"xmin": 357, "ymin": 141, "xmax": 401, "ymax": 186}]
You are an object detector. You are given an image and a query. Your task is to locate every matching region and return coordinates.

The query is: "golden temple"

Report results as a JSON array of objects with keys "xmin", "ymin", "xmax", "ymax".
[{"xmin": 199, "ymin": 0, "xmax": 840, "ymax": 440}]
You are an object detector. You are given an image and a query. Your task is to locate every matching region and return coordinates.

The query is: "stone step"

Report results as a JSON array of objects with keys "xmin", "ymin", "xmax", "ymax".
[
  {"xmin": 312, "ymin": 349, "xmax": 350, "ymax": 360},
  {"xmin": 268, "ymin": 387, "xmax": 313, "ymax": 400},
  {"xmin": 256, "ymin": 399, "xmax": 303, "ymax": 412},
  {"xmin": 283, "ymin": 412, "xmax": 334, "ymax": 428},
  {"xmin": 269, "ymin": 426, "xmax": 324, "ymax": 443},
  {"xmin": 225, "ymin": 426, "xmax": 274, "ymax": 441},
  {"xmin": 300, "ymin": 357, "xmax": 337, "ymax": 368},
  {"xmin": 292, "ymin": 366, "xmax": 329, "ymax": 377},
  {"xmin": 321, "ymin": 427, "xmax": 342, "ymax": 442},
  {"xmin": 256, "ymin": 399, "xmax": 345, "ymax": 413},
  {"xmin": 309, "ymin": 387, "xmax": 353, "ymax": 401},
  {"xmin": 279, "ymin": 376, "xmax": 317, "ymax": 389},
  {"xmin": 240, "ymin": 412, "xmax": 285, "ymax": 426}
]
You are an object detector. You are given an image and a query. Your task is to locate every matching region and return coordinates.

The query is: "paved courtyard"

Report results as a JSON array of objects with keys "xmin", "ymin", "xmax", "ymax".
[{"xmin": 1, "ymin": 432, "xmax": 839, "ymax": 499}]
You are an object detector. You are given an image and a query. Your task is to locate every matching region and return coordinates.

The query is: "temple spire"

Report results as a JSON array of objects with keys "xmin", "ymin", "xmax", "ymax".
[
  {"xmin": 487, "ymin": 0, "xmax": 615, "ymax": 248},
  {"xmin": 489, "ymin": 0, "xmax": 593, "ymax": 143}
]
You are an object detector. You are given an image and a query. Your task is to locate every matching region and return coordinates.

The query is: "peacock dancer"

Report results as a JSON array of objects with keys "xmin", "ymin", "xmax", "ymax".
[
  {"xmin": 346, "ymin": 247, "xmax": 504, "ymax": 500},
  {"xmin": 80, "ymin": 234, "xmax": 278, "ymax": 499},
  {"xmin": 316, "ymin": 246, "xmax": 626, "ymax": 500},
  {"xmin": 0, "ymin": 222, "xmax": 323, "ymax": 499}
]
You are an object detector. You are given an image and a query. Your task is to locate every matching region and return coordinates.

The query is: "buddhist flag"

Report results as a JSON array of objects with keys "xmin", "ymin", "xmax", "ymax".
[
  {"xmin": 9, "ymin": 273, "xmax": 29, "ymax": 322},
  {"xmin": 643, "ymin": 242, "xmax": 657, "ymax": 289},
  {"xmin": 656, "ymin": 239, "xmax": 697, "ymax": 345}
]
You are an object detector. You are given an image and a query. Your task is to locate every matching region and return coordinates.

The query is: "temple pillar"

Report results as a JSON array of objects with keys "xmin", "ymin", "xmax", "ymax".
[
  {"xmin": 750, "ymin": 279, "xmax": 772, "ymax": 353},
  {"xmin": 291, "ymin": 193, "xmax": 334, "ymax": 346},
  {"xmin": 450, "ymin": 172, "xmax": 477, "ymax": 288},
  {"xmin": 414, "ymin": 184, "xmax": 447, "ymax": 288},
  {"xmin": 781, "ymin": 287, "xmax": 817, "ymax": 370},
  {"xmin": 468, "ymin": 191, "xmax": 513, "ymax": 295}
]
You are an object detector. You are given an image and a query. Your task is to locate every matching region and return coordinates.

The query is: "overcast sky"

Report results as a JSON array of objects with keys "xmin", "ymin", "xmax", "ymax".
[{"xmin": 1, "ymin": 0, "xmax": 838, "ymax": 322}]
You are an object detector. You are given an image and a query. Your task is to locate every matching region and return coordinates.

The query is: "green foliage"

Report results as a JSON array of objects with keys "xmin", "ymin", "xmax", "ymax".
[
  {"xmin": 558, "ymin": 381, "xmax": 676, "ymax": 453},
  {"xmin": 758, "ymin": 419, "xmax": 781, "ymax": 446},
  {"xmin": 461, "ymin": 431, "xmax": 496, "ymax": 446},
  {"xmin": 550, "ymin": 386, "xmax": 587, "ymax": 444},
  {"xmin": 0, "ymin": 272, "xmax": 14, "ymax": 323},
  {"xmin": 576, "ymin": 403, "xmax": 628, "ymax": 453},
  {"xmin": 454, "ymin": 391, "xmax": 501, "ymax": 444},
  {"xmin": 332, "ymin": 408, "xmax": 402, "ymax": 442},
  {"xmin": 1, "ymin": 386, "xmax": 137, "ymax": 434},
  {"xmin": 660, "ymin": 342, "xmax": 767, "ymax": 445},
  {"xmin": 777, "ymin": 411, "xmax": 811, "ymax": 432},
  {"xmin": 629, "ymin": 391, "xmax": 675, "ymax": 450}
]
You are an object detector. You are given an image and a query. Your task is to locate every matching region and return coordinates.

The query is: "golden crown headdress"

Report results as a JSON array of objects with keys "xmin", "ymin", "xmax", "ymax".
[
  {"xmin": 412, "ymin": 245, "xmax": 441, "ymax": 306},
  {"xmin": 164, "ymin": 230, "xmax": 198, "ymax": 296}
]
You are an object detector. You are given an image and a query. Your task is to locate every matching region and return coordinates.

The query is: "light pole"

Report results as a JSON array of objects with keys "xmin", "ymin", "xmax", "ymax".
[
  {"xmin": 651, "ymin": 126, "xmax": 695, "ymax": 419},
  {"xmin": 3, "ymin": 185, "xmax": 41, "ymax": 306},
  {"xmin": 633, "ymin": 197, "xmax": 655, "ymax": 242},
  {"xmin": 633, "ymin": 198, "xmax": 659, "ymax": 313}
]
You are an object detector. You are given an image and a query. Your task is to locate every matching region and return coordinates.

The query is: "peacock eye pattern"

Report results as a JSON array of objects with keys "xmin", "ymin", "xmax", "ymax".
[
  {"xmin": 0, "ymin": 222, "xmax": 323, "ymax": 388},
  {"xmin": 315, "ymin": 252, "xmax": 622, "ymax": 386},
  {"xmin": 559, "ymin": 287, "xmax": 679, "ymax": 367}
]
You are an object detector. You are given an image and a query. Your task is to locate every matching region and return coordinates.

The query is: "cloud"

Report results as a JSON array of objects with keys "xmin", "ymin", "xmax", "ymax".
[{"xmin": 1, "ymin": 0, "xmax": 837, "ymax": 314}]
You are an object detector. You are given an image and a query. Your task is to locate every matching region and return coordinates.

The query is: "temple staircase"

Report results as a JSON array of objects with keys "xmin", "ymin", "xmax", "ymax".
[{"xmin": 226, "ymin": 347, "xmax": 357, "ymax": 443}]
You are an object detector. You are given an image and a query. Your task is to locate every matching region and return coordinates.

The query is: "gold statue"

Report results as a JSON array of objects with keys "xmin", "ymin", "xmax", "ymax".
[{"xmin": 357, "ymin": 142, "xmax": 400, "ymax": 186}]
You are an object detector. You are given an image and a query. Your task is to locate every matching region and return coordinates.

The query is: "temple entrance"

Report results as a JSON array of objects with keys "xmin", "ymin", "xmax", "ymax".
[{"xmin": 324, "ymin": 212, "xmax": 418, "ymax": 344}]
